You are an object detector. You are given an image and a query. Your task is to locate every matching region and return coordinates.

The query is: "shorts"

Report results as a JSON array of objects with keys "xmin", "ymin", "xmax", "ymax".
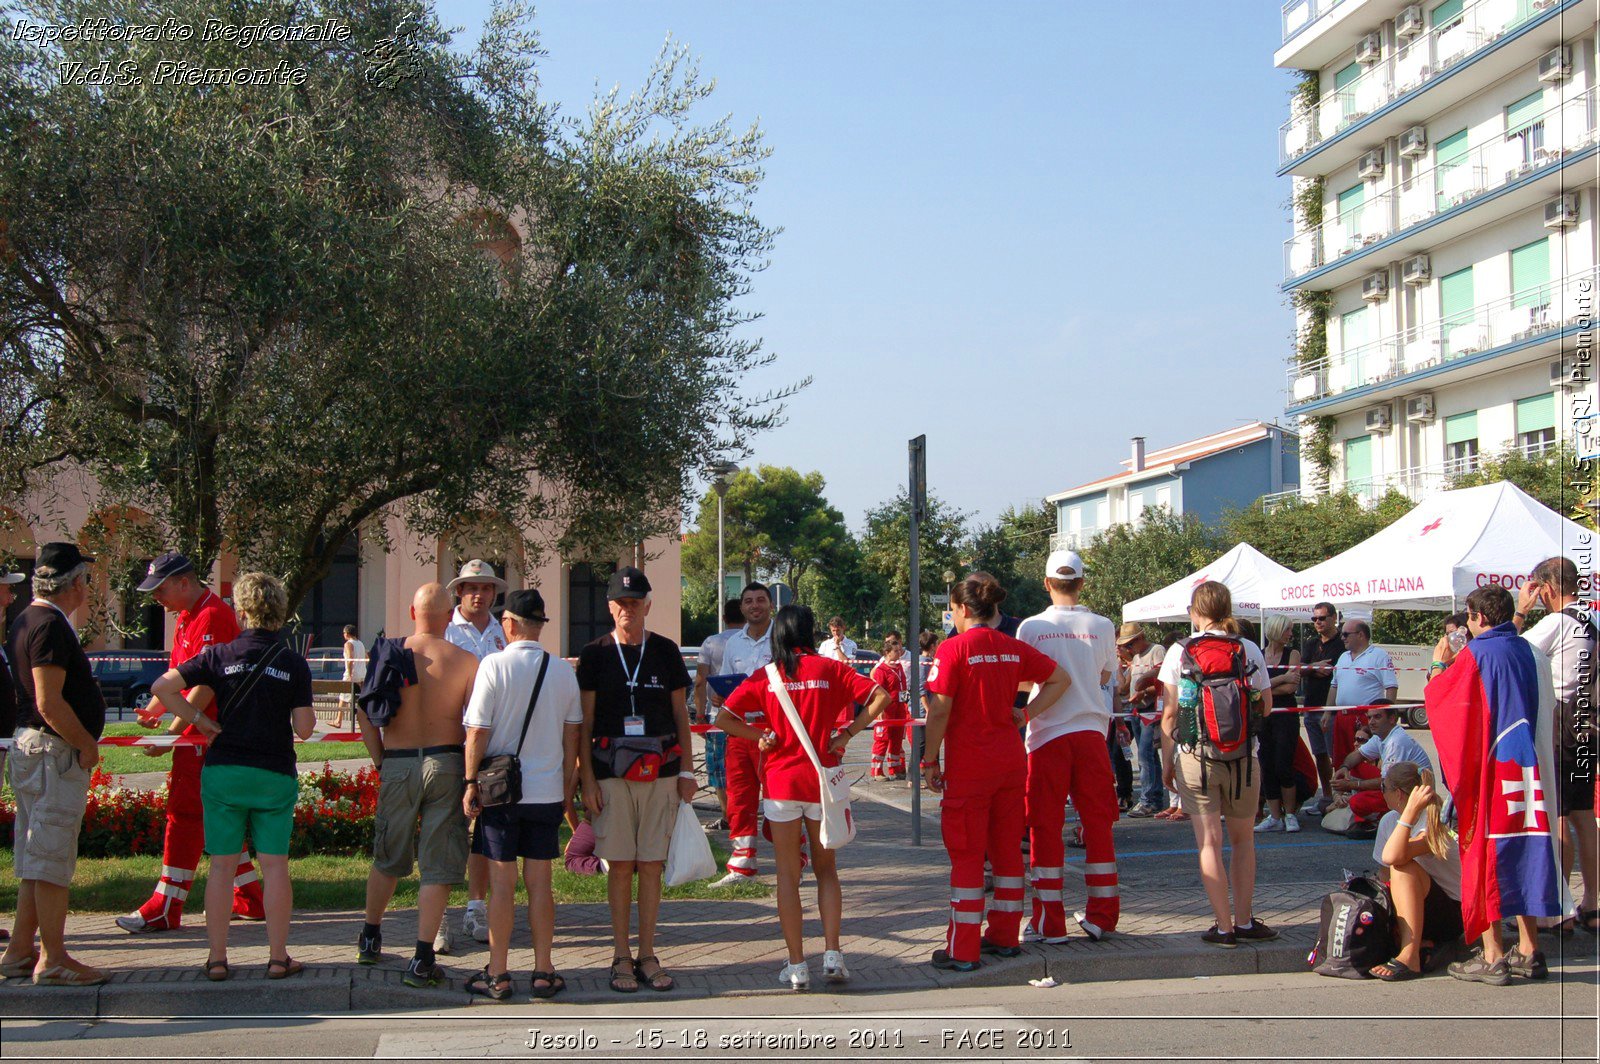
[
  {"xmin": 1174, "ymin": 751, "xmax": 1260, "ymax": 821},
  {"xmin": 1422, "ymin": 877, "xmax": 1465, "ymax": 944},
  {"xmin": 8, "ymin": 729, "xmax": 90, "ymax": 888},
  {"xmin": 594, "ymin": 777, "xmax": 679, "ymax": 863},
  {"xmin": 472, "ymin": 801, "xmax": 564, "ymax": 862},
  {"xmin": 763, "ymin": 798, "xmax": 822, "ymax": 823},
  {"xmin": 1303, "ymin": 710, "xmax": 1334, "ymax": 758},
  {"xmin": 373, "ymin": 750, "xmax": 469, "ymax": 884},
  {"xmin": 201, "ymin": 763, "xmax": 299, "ymax": 857},
  {"xmin": 704, "ymin": 731, "xmax": 727, "ymax": 789}
]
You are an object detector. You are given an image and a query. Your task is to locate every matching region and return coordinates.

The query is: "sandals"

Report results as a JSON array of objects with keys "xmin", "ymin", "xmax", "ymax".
[
  {"xmin": 1581, "ymin": 908, "xmax": 1600, "ymax": 934},
  {"xmin": 30, "ymin": 964, "xmax": 108, "ymax": 986},
  {"xmin": 633, "ymin": 955, "xmax": 675, "ymax": 992},
  {"xmin": 0, "ymin": 953, "xmax": 40, "ymax": 980},
  {"xmin": 266, "ymin": 956, "xmax": 304, "ymax": 980},
  {"xmin": 608, "ymin": 956, "xmax": 639, "ymax": 994},
  {"xmin": 465, "ymin": 967, "xmax": 514, "ymax": 1000},
  {"xmin": 205, "ymin": 958, "xmax": 231, "ymax": 982},
  {"xmin": 1369, "ymin": 957, "xmax": 1422, "ymax": 981},
  {"xmin": 529, "ymin": 971, "xmax": 566, "ymax": 1000}
]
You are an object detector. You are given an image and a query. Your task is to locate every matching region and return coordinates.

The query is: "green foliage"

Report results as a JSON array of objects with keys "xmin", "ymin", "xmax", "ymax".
[
  {"xmin": 1079, "ymin": 509, "xmax": 1223, "ymax": 633},
  {"xmin": 1294, "ymin": 177, "xmax": 1325, "ymax": 231},
  {"xmin": 1450, "ymin": 445, "xmax": 1584, "ymax": 523},
  {"xmin": 1222, "ymin": 491, "xmax": 1414, "ymax": 572},
  {"xmin": 0, "ymin": 0, "xmax": 801, "ymax": 607},
  {"xmin": 965, "ymin": 503, "xmax": 1056, "ymax": 621},
  {"xmin": 859, "ymin": 489, "xmax": 970, "ymax": 637}
]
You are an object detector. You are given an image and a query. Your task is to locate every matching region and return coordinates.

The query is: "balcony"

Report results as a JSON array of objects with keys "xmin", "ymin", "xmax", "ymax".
[
  {"xmin": 1343, "ymin": 461, "xmax": 1468, "ymax": 501},
  {"xmin": 1284, "ymin": 88, "xmax": 1597, "ymax": 282},
  {"xmin": 1278, "ymin": 0, "xmax": 1583, "ymax": 175},
  {"xmin": 1286, "ymin": 265, "xmax": 1597, "ymax": 411},
  {"xmin": 1282, "ymin": 0, "xmax": 1357, "ymax": 45}
]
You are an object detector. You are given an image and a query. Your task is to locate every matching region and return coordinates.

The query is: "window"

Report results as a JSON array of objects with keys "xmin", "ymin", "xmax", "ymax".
[
  {"xmin": 1068, "ymin": 507, "xmax": 1082, "ymax": 535},
  {"xmin": 1345, "ymin": 435, "xmax": 1374, "ymax": 498},
  {"xmin": 567, "ymin": 562, "xmax": 616, "ymax": 654},
  {"xmin": 1335, "ymin": 62, "xmax": 1362, "ymax": 123},
  {"xmin": 1434, "ymin": 128, "xmax": 1471, "ymax": 207},
  {"xmin": 1505, "ymin": 91, "xmax": 1547, "ymax": 169},
  {"xmin": 1338, "ymin": 183, "xmax": 1366, "ymax": 239},
  {"xmin": 1445, "ymin": 411, "xmax": 1479, "ymax": 474},
  {"xmin": 1155, "ymin": 486, "xmax": 1173, "ymax": 512},
  {"xmin": 122, "ymin": 559, "xmax": 166, "ymax": 650},
  {"xmin": 1341, "ymin": 306, "xmax": 1371, "ymax": 390},
  {"xmin": 1096, "ymin": 500, "xmax": 1110, "ymax": 529},
  {"xmin": 1511, "ymin": 238, "xmax": 1551, "ymax": 316},
  {"xmin": 1429, "ymin": 0, "xmax": 1464, "ymax": 28},
  {"xmin": 1439, "ymin": 265, "xmax": 1475, "ymax": 355},
  {"xmin": 1516, "ymin": 393, "xmax": 1557, "ymax": 457},
  {"xmin": 295, "ymin": 534, "xmax": 360, "ymax": 647}
]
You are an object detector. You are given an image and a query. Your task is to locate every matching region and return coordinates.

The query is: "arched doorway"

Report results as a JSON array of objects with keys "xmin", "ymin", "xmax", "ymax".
[{"xmin": 567, "ymin": 561, "xmax": 615, "ymax": 653}]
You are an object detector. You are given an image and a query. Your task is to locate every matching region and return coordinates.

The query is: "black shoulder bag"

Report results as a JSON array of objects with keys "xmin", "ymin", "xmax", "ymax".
[{"xmin": 476, "ymin": 652, "xmax": 550, "ymax": 808}]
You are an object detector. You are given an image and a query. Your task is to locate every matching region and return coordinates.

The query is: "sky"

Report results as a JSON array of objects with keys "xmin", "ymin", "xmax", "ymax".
[{"xmin": 435, "ymin": 0, "xmax": 1300, "ymax": 532}]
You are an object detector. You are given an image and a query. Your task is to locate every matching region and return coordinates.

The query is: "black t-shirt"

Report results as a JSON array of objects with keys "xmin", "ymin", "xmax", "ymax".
[
  {"xmin": 0, "ymin": 642, "xmax": 19, "ymax": 737},
  {"xmin": 577, "ymin": 631, "xmax": 690, "ymax": 767},
  {"xmin": 7, "ymin": 603, "xmax": 105, "ymax": 740},
  {"xmin": 1268, "ymin": 645, "xmax": 1300, "ymax": 709},
  {"xmin": 1299, "ymin": 633, "xmax": 1346, "ymax": 708},
  {"xmin": 177, "ymin": 629, "xmax": 313, "ymax": 777}
]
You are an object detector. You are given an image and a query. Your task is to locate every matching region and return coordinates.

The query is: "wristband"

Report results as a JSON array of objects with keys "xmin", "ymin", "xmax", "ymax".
[
  {"xmin": 1397, "ymin": 820, "xmax": 1414, "ymax": 831},
  {"xmin": 919, "ymin": 759, "xmax": 939, "ymax": 769},
  {"xmin": 678, "ymin": 772, "xmax": 697, "ymax": 780},
  {"xmin": 464, "ymin": 780, "xmax": 478, "ymax": 788}
]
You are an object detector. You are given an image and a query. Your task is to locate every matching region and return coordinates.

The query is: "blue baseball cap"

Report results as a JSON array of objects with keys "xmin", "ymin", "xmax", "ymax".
[{"xmin": 137, "ymin": 551, "xmax": 195, "ymax": 592}]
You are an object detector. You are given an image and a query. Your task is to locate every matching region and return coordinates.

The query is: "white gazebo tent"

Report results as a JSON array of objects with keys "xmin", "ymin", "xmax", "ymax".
[
  {"xmin": 1259, "ymin": 481, "xmax": 1596, "ymax": 613},
  {"xmin": 1122, "ymin": 543, "xmax": 1311, "ymax": 623}
]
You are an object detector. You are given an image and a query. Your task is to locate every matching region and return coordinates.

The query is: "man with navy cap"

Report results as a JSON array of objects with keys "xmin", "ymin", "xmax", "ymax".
[{"xmin": 116, "ymin": 551, "xmax": 262, "ymax": 934}]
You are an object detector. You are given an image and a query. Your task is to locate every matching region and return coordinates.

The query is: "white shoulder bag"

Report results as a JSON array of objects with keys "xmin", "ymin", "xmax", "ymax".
[{"xmin": 765, "ymin": 662, "xmax": 856, "ymax": 849}]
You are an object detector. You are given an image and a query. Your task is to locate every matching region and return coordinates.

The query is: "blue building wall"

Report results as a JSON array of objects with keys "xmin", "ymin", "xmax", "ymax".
[{"xmin": 1179, "ymin": 436, "xmax": 1299, "ymax": 526}]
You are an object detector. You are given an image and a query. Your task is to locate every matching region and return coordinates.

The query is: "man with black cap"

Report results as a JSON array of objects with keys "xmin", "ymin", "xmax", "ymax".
[
  {"xmin": 117, "ymin": 551, "xmax": 261, "ymax": 934},
  {"xmin": 461, "ymin": 588, "xmax": 583, "ymax": 1000},
  {"xmin": 2, "ymin": 543, "xmax": 106, "ymax": 985},
  {"xmin": 576, "ymin": 566, "xmax": 696, "ymax": 993}
]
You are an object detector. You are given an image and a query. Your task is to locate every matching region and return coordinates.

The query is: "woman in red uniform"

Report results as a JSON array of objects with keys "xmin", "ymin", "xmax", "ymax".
[
  {"xmin": 718, "ymin": 606, "xmax": 894, "ymax": 991},
  {"xmin": 869, "ymin": 632, "xmax": 911, "ymax": 780},
  {"xmin": 923, "ymin": 573, "xmax": 1070, "ymax": 971}
]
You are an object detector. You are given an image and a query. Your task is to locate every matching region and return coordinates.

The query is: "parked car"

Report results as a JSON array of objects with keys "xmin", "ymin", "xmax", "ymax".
[
  {"xmin": 306, "ymin": 646, "xmax": 348, "ymax": 682},
  {"xmin": 90, "ymin": 650, "xmax": 167, "ymax": 711}
]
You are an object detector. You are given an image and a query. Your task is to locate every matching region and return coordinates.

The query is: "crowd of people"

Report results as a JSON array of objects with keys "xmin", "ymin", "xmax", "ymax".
[{"xmin": 0, "ymin": 536, "xmax": 1593, "ymax": 996}]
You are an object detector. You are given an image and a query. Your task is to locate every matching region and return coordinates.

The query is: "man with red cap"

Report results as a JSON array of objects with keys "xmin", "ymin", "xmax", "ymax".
[{"xmin": 118, "ymin": 552, "xmax": 262, "ymax": 933}]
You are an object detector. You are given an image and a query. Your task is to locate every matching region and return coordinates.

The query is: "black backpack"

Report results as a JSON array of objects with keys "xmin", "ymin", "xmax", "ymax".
[{"xmin": 1308, "ymin": 874, "xmax": 1395, "ymax": 979}]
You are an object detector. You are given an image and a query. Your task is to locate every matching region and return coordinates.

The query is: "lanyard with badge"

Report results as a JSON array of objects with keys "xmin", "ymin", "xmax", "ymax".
[{"xmin": 616, "ymin": 632, "xmax": 649, "ymax": 736}]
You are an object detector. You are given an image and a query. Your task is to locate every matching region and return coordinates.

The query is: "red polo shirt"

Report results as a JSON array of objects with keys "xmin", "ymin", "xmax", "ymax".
[
  {"xmin": 925, "ymin": 625, "xmax": 1056, "ymax": 785},
  {"xmin": 174, "ymin": 589, "xmax": 240, "ymax": 735}
]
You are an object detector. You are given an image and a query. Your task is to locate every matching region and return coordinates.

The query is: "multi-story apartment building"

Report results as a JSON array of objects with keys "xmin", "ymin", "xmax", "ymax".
[{"xmin": 1277, "ymin": 0, "xmax": 1598, "ymax": 500}]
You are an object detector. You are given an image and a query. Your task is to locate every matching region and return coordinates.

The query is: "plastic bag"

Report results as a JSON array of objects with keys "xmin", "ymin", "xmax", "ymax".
[{"xmin": 664, "ymin": 802, "xmax": 718, "ymax": 886}]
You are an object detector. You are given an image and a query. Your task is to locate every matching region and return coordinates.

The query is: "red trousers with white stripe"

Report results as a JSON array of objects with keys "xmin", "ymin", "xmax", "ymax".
[
  {"xmin": 724, "ymin": 734, "xmax": 762, "ymax": 878},
  {"xmin": 136, "ymin": 747, "xmax": 263, "ymax": 926},
  {"xmin": 871, "ymin": 706, "xmax": 909, "ymax": 777},
  {"xmin": 1027, "ymin": 730, "xmax": 1120, "ymax": 937},
  {"xmin": 941, "ymin": 774, "xmax": 1026, "ymax": 963}
]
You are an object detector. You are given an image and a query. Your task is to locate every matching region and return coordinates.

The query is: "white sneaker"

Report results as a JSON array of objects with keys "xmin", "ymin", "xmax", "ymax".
[
  {"xmin": 1299, "ymin": 796, "xmax": 1327, "ymax": 816},
  {"xmin": 779, "ymin": 960, "xmax": 810, "ymax": 991},
  {"xmin": 1021, "ymin": 923, "xmax": 1071, "ymax": 945},
  {"xmin": 463, "ymin": 906, "xmax": 489, "ymax": 943},
  {"xmin": 710, "ymin": 871, "xmax": 751, "ymax": 889},
  {"xmin": 1254, "ymin": 815, "xmax": 1284, "ymax": 833},
  {"xmin": 1285, "ymin": 813, "xmax": 1302, "ymax": 833},
  {"xmin": 433, "ymin": 914, "xmax": 454, "ymax": 955},
  {"xmin": 822, "ymin": 950, "xmax": 850, "ymax": 983}
]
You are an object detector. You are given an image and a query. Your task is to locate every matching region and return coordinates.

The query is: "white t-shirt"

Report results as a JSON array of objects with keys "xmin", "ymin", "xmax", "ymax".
[
  {"xmin": 1016, "ymin": 604, "xmax": 1117, "ymax": 751},
  {"xmin": 445, "ymin": 608, "xmax": 508, "ymax": 661},
  {"xmin": 1374, "ymin": 810, "xmax": 1463, "ymax": 901},
  {"xmin": 343, "ymin": 638, "xmax": 368, "ymax": 683},
  {"xmin": 464, "ymin": 641, "xmax": 583, "ymax": 804},
  {"xmin": 1330, "ymin": 645, "xmax": 1396, "ymax": 706},
  {"xmin": 1158, "ymin": 632, "xmax": 1273, "ymax": 695},
  {"xmin": 697, "ymin": 629, "xmax": 733, "ymax": 675},
  {"xmin": 722, "ymin": 623, "xmax": 774, "ymax": 679},
  {"xmin": 817, "ymin": 635, "xmax": 859, "ymax": 663},
  {"xmin": 1359, "ymin": 724, "xmax": 1433, "ymax": 777},
  {"xmin": 1523, "ymin": 607, "xmax": 1599, "ymax": 704}
]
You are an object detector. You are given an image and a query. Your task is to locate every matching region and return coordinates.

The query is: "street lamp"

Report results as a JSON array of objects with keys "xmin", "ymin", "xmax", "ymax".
[{"xmin": 705, "ymin": 460, "xmax": 739, "ymax": 616}]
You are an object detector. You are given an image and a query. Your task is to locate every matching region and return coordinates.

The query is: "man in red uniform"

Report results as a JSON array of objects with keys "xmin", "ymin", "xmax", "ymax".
[
  {"xmin": 868, "ymin": 633, "xmax": 910, "ymax": 780},
  {"xmin": 117, "ymin": 553, "xmax": 264, "ymax": 933},
  {"xmin": 710, "ymin": 583, "xmax": 774, "ymax": 887}
]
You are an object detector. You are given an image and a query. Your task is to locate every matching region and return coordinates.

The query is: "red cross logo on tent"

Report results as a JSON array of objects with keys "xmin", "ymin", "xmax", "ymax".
[
  {"xmin": 1419, "ymin": 518, "xmax": 1444, "ymax": 536},
  {"xmin": 1191, "ymin": 573, "xmax": 1209, "ymax": 588}
]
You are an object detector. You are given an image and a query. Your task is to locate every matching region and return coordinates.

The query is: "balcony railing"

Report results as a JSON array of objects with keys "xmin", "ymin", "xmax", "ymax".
[
  {"xmin": 1285, "ymin": 88, "xmax": 1598, "ymax": 280},
  {"xmin": 1287, "ymin": 265, "xmax": 1598, "ymax": 407},
  {"xmin": 1279, "ymin": 0, "xmax": 1567, "ymax": 166},
  {"xmin": 1344, "ymin": 461, "xmax": 1467, "ymax": 502},
  {"xmin": 1282, "ymin": 0, "xmax": 1354, "ymax": 45}
]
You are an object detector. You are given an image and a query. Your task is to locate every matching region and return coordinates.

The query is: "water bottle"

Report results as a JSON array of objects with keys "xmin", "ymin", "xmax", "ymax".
[
  {"xmin": 1177, "ymin": 676, "xmax": 1201, "ymax": 711},
  {"xmin": 1448, "ymin": 628, "xmax": 1467, "ymax": 653}
]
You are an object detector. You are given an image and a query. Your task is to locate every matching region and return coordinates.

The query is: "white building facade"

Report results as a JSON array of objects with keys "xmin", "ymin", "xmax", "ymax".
[{"xmin": 1277, "ymin": 0, "xmax": 1599, "ymax": 500}]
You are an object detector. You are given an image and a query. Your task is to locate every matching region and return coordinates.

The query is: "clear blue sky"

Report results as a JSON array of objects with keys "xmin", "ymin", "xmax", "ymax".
[{"xmin": 436, "ymin": 0, "xmax": 1298, "ymax": 531}]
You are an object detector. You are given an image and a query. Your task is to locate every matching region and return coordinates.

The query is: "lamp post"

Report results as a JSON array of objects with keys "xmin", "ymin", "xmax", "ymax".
[{"xmin": 706, "ymin": 460, "xmax": 739, "ymax": 617}]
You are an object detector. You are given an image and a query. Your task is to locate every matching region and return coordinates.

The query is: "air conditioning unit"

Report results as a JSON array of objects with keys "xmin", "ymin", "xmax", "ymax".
[
  {"xmin": 1402, "ymin": 254, "xmax": 1431, "ymax": 285},
  {"xmin": 1552, "ymin": 358, "xmax": 1574, "ymax": 389},
  {"xmin": 1399, "ymin": 126, "xmax": 1428, "ymax": 158},
  {"xmin": 1539, "ymin": 47, "xmax": 1572, "ymax": 83},
  {"xmin": 1358, "ymin": 148, "xmax": 1386, "ymax": 179},
  {"xmin": 1362, "ymin": 271, "xmax": 1390, "ymax": 301},
  {"xmin": 1396, "ymin": 5, "xmax": 1424, "ymax": 39},
  {"xmin": 1405, "ymin": 393, "xmax": 1436, "ymax": 422},
  {"xmin": 1366, "ymin": 407, "xmax": 1393, "ymax": 432},
  {"xmin": 1545, "ymin": 193, "xmax": 1578, "ymax": 229},
  {"xmin": 1356, "ymin": 32, "xmax": 1383, "ymax": 65}
]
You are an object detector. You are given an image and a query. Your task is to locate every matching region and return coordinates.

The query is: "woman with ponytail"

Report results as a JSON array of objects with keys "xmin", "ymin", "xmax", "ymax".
[{"xmin": 1368, "ymin": 761, "xmax": 1464, "ymax": 980}]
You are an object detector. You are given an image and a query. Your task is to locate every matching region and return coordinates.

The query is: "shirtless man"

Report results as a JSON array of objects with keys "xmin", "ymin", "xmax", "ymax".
[{"xmin": 355, "ymin": 583, "xmax": 479, "ymax": 988}]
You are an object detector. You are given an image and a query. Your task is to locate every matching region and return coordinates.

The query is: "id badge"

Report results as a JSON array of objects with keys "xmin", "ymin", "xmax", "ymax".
[{"xmin": 624, "ymin": 715, "xmax": 645, "ymax": 737}]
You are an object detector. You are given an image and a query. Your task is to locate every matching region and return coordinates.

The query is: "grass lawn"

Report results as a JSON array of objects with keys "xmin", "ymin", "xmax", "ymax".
[
  {"xmin": 95, "ymin": 722, "xmax": 368, "ymax": 777},
  {"xmin": 0, "ymin": 830, "xmax": 768, "ymax": 912}
]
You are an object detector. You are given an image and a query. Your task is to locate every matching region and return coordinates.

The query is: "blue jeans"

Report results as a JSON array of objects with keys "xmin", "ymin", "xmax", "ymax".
[{"xmin": 1134, "ymin": 718, "xmax": 1166, "ymax": 808}]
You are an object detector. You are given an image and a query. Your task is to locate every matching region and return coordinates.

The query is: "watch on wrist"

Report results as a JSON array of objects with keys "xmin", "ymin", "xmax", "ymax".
[{"xmin": 464, "ymin": 780, "xmax": 478, "ymax": 788}]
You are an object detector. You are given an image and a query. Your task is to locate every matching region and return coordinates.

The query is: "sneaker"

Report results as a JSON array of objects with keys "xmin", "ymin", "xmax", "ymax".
[
  {"xmin": 1126, "ymin": 803, "xmax": 1158, "ymax": 819},
  {"xmin": 402, "ymin": 955, "xmax": 444, "ymax": 988},
  {"xmin": 707, "ymin": 817, "xmax": 729, "ymax": 831},
  {"xmin": 980, "ymin": 939, "xmax": 1022, "ymax": 958},
  {"xmin": 1073, "ymin": 910, "xmax": 1106, "ymax": 942},
  {"xmin": 1201, "ymin": 925, "xmax": 1237, "ymax": 949},
  {"xmin": 1284, "ymin": 813, "xmax": 1301, "ymax": 833},
  {"xmin": 1448, "ymin": 947, "xmax": 1511, "ymax": 986},
  {"xmin": 463, "ymin": 906, "xmax": 489, "ymax": 944},
  {"xmin": 115, "ymin": 912, "xmax": 175, "ymax": 935},
  {"xmin": 1254, "ymin": 815, "xmax": 1284, "ymax": 834},
  {"xmin": 1299, "ymin": 796, "xmax": 1328, "ymax": 817},
  {"xmin": 778, "ymin": 960, "xmax": 809, "ymax": 991},
  {"xmin": 822, "ymin": 950, "xmax": 850, "ymax": 983},
  {"xmin": 1021, "ymin": 924, "xmax": 1072, "ymax": 945},
  {"xmin": 1505, "ymin": 947, "xmax": 1549, "ymax": 980},
  {"xmin": 930, "ymin": 949, "xmax": 981, "ymax": 972},
  {"xmin": 433, "ymin": 916, "xmax": 454, "ymax": 956},
  {"xmin": 357, "ymin": 927, "xmax": 382, "ymax": 966},
  {"xmin": 1234, "ymin": 918, "xmax": 1279, "ymax": 942},
  {"xmin": 710, "ymin": 871, "xmax": 751, "ymax": 889}
]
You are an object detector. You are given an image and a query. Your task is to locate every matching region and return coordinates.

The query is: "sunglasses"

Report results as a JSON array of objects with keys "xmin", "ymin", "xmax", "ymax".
[{"xmin": 1312, "ymin": 614, "xmax": 1332, "ymax": 622}]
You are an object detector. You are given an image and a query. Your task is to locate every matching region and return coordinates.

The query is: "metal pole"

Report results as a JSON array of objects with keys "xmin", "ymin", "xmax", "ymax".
[
  {"xmin": 908, "ymin": 435, "xmax": 926, "ymax": 845},
  {"xmin": 716, "ymin": 489, "xmax": 726, "ymax": 622}
]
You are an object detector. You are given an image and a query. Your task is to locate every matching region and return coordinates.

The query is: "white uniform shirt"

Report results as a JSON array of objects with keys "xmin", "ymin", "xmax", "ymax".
[
  {"xmin": 1359, "ymin": 724, "xmax": 1433, "ymax": 777},
  {"xmin": 1330, "ymin": 645, "xmax": 1397, "ymax": 706},
  {"xmin": 721, "ymin": 623, "xmax": 774, "ymax": 723},
  {"xmin": 1523, "ymin": 607, "xmax": 1599, "ymax": 703},
  {"xmin": 445, "ymin": 607, "xmax": 507, "ymax": 661},
  {"xmin": 696, "ymin": 628, "xmax": 734, "ymax": 712},
  {"xmin": 463, "ymin": 641, "xmax": 583, "ymax": 804},
  {"xmin": 817, "ymin": 635, "xmax": 859, "ymax": 663},
  {"xmin": 1016, "ymin": 604, "xmax": 1117, "ymax": 751}
]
